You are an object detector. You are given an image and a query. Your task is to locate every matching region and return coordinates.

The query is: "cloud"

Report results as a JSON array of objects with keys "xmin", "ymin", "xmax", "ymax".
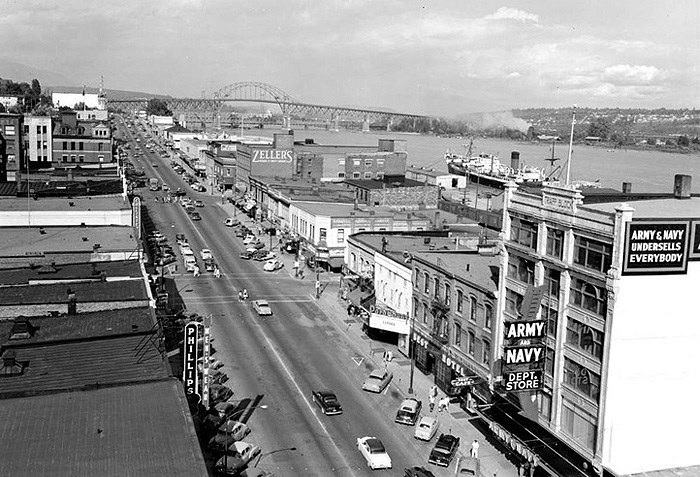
[
  {"xmin": 484, "ymin": 7, "xmax": 538, "ymax": 23},
  {"xmin": 602, "ymin": 64, "xmax": 665, "ymax": 85}
]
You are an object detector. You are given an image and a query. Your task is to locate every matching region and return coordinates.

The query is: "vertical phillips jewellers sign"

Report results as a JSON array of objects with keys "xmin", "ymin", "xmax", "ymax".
[
  {"xmin": 623, "ymin": 220, "xmax": 691, "ymax": 275},
  {"xmin": 183, "ymin": 323, "xmax": 200, "ymax": 402}
]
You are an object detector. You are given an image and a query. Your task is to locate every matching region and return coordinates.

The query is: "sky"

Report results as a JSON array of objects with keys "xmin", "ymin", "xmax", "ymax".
[{"xmin": 1, "ymin": 0, "xmax": 698, "ymax": 116}]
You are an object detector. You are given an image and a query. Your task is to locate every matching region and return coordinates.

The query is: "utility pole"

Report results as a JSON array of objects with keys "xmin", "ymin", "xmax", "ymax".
[{"xmin": 565, "ymin": 105, "xmax": 577, "ymax": 186}]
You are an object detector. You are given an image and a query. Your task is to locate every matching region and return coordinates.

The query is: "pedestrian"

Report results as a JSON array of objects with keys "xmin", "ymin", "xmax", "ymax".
[
  {"xmin": 214, "ymin": 267, "xmax": 221, "ymax": 278},
  {"xmin": 238, "ymin": 290, "xmax": 243, "ymax": 301},
  {"xmin": 242, "ymin": 288, "xmax": 249, "ymax": 301},
  {"xmin": 430, "ymin": 385, "xmax": 438, "ymax": 400},
  {"xmin": 293, "ymin": 258, "xmax": 299, "ymax": 278},
  {"xmin": 386, "ymin": 350, "xmax": 393, "ymax": 363},
  {"xmin": 470, "ymin": 439, "xmax": 480, "ymax": 458},
  {"xmin": 429, "ymin": 394, "xmax": 436, "ymax": 412},
  {"xmin": 193, "ymin": 265, "xmax": 200, "ymax": 277},
  {"xmin": 439, "ymin": 396, "xmax": 450, "ymax": 413}
]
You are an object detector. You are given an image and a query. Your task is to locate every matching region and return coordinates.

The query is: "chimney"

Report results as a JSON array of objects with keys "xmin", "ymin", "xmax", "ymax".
[
  {"xmin": 673, "ymin": 174, "xmax": 692, "ymax": 199},
  {"xmin": 353, "ymin": 197, "xmax": 359, "ymax": 210},
  {"xmin": 434, "ymin": 211, "xmax": 440, "ymax": 227},
  {"xmin": 381, "ymin": 237, "xmax": 388, "ymax": 253},
  {"xmin": 67, "ymin": 288, "xmax": 77, "ymax": 315},
  {"xmin": 510, "ymin": 151, "xmax": 520, "ymax": 171},
  {"xmin": 622, "ymin": 182, "xmax": 632, "ymax": 194}
]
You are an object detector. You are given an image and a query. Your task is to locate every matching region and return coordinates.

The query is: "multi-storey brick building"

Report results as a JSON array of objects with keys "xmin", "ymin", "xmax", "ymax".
[
  {"xmin": 0, "ymin": 113, "xmax": 24, "ymax": 181},
  {"xmin": 52, "ymin": 111, "xmax": 112, "ymax": 167},
  {"xmin": 23, "ymin": 115, "xmax": 52, "ymax": 170}
]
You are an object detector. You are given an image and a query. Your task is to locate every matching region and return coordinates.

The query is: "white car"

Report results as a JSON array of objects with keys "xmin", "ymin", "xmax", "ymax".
[
  {"xmin": 414, "ymin": 416, "xmax": 439, "ymax": 441},
  {"xmin": 357, "ymin": 436, "xmax": 392, "ymax": 470},
  {"xmin": 263, "ymin": 259, "xmax": 284, "ymax": 272},
  {"xmin": 216, "ymin": 441, "xmax": 261, "ymax": 474},
  {"xmin": 224, "ymin": 217, "xmax": 239, "ymax": 227},
  {"xmin": 181, "ymin": 246, "xmax": 194, "ymax": 257},
  {"xmin": 253, "ymin": 300, "xmax": 272, "ymax": 316},
  {"xmin": 243, "ymin": 235, "xmax": 257, "ymax": 245},
  {"xmin": 200, "ymin": 248, "xmax": 213, "ymax": 261}
]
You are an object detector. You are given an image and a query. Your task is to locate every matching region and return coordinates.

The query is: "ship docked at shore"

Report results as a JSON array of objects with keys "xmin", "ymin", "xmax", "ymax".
[{"xmin": 444, "ymin": 141, "xmax": 547, "ymax": 189}]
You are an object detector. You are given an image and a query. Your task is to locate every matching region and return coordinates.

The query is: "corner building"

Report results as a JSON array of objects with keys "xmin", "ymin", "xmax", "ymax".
[{"xmin": 496, "ymin": 181, "xmax": 700, "ymax": 477}]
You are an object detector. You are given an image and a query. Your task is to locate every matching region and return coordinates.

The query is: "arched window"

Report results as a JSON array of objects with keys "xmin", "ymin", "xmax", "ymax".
[{"xmin": 469, "ymin": 296, "xmax": 478, "ymax": 322}]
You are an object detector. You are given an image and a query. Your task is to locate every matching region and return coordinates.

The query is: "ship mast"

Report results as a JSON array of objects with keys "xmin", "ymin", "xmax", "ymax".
[{"xmin": 565, "ymin": 105, "xmax": 576, "ymax": 186}]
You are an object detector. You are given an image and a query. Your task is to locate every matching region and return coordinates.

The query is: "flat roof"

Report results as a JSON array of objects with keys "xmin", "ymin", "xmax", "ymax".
[
  {"xmin": 0, "ymin": 226, "xmax": 139, "ymax": 256},
  {"xmin": 0, "ymin": 195, "xmax": 130, "ymax": 212},
  {"xmin": 413, "ymin": 248, "xmax": 501, "ymax": 292},
  {"xmin": 584, "ymin": 196, "xmax": 700, "ymax": 219},
  {"xmin": 0, "ymin": 279, "xmax": 147, "ymax": 305},
  {"xmin": 0, "ymin": 379, "xmax": 207, "ymax": 477},
  {"xmin": 407, "ymin": 166, "xmax": 453, "ymax": 178},
  {"xmin": 0, "ymin": 260, "xmax": 143, "ymax": 285},
  {"xmin": 345, "ymin": 178, "xmax": 426, "ymax": 190}
]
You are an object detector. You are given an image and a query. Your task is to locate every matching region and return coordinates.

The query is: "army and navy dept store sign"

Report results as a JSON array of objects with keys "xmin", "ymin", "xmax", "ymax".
[{"xmin": 623, "ymin": 218, "xmax": 700, "ymax": 275}]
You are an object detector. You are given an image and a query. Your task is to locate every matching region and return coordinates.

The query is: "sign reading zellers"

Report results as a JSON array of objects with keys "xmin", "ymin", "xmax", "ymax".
[{"xmin": 252, "ymin": 149, "xmax": 293, "ymax": 163}]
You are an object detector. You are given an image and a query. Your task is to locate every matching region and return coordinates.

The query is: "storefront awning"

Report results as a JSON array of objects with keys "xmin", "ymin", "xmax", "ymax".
[
  {"xmin": 478, "ymin": 396, "xmax": 599, "ymax": 477},
  {"xmin": 328, "ymin": 257, "xmax": 344, "ymax": 269},
  {"xmin": 347, "ymin": 288, "xmax": 374, "ymax": 311}
]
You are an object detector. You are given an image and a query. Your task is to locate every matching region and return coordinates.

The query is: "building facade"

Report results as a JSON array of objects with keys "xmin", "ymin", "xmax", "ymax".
[
  {"xmin": 0, "ymin": 113, "xmax": 24, "ymax": 181},
  {"xmin": 52, "ymin": 111, "xmax": 112, "ymax": 167},
  {"xmin": 23, "ymin": 115, "xmax": 53, "ymax": 170},
  {"xmin": 236, "ymin": 133, "xmax": 295, "ymax": 184}
]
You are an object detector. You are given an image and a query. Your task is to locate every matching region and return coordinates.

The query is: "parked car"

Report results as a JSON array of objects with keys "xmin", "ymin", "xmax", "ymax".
[
  {"xmin": 194, "ymin": 200, "xmax": 204, "ymax": 207},
  {"xmin": 253, "ymin": 300, "xmax": 272, "ymax": 316},
  {"xmin": 207, "ymin": 421, "xmax": 251, "ymax": 451},
  {"xmin": 240, "ymin": 251, "xmax": 253, "ymax": 260},
  {"xmin": 213, "ymin": 401, "xmax": 237, "ymax": 419},
  {"xmin": 357, "ymin": 436, "xmax": 392, "ymax": 470},
  {"xmin": 311, "ymin": 390, "xmax": 343, "ymax": 416},
  {"xmin": 192, "ymin": 183, "xmax": 206, "ymax": 192},
  {"xmin": 454, "ymin": 456, "xmax": 480, "ymax": 476},
  {"xmin": 224, "ymin": 217, "xmax": 240, "ymax": 227},
  {"xmin": 414, "ymin": 416, "xmax": 439, "ymax": 441},
  {"xmin": 254, "ymin": 251, "xmax": 276, "ymax": 262},
  {"xmin": 242, "ymin": 235, "xmax": 257, "ymax": 245},
  {"xmin": 204, "ymin": 258, "xmax": 216, "ymax": 272},
  {"xmin": 215, "ymin": 441, "xmax": 261, "ymax": 475},
  {"xmin": 263, "ymin": 259, "xmax": 284, "ymax": 272},
  {"xmin": 189, "ymin": 211, "xmax": 202, "ymax": 221},
  {"xmin": 395, "ymin": 398, "xmax": 422, "ymax": 426},
  {"xmin": 404, "ymin": 466, "xmax": 437, "ymax": 477},
  {"xmin": 200, "ymin": 249, "xmax": 213, "ymax": 261},
  {"xmin": 362, "ymin": 369, "xmax": 393, "ymax": 393},
  {"xmin": 162, "ymin": 184, "xmax": 170, "ymax": 192},
  {"xmin": 428, "ymin": 434, "xmax": 460, "ymax": 467},
  {"xmin": 210, "ymin": 384, "xmax": 234, "ymax": 404}
]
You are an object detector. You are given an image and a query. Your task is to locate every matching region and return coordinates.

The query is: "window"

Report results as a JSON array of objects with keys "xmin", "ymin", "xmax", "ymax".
[
  {"xmin": 62, "ymin": 154, "xmax": 68, "ymax": 162},
  {"xmin": 78, "ymin": 155, "xmax": 84, "ymax": 163},
  {"xmin": 469, "ymin": 296, "xmax": 478, "ymax": 322},
  {"xmin": 444, "ymin": 284, "xmax": 451, "ymax": 307},
  {"xmin": 467, "ymin": 331, "xmax": 475, "ymax": 356},
  {"xmin": 353, "ymin": 159, "xmax": 361, "ymax": 166},
  {"xmin": 423, "ymin": 273, "xmax": 430, "ymax": 293},
  {"xmin": 338, "ymin": 159, "xmax": 345, "ymax": 166},
  {"xmin": 507, "ymin": 256, "xmax": 535, "ymax": 284},
  {"xmin": 98, "ymin": 143, "xmax": 103, "ymax": 152},
  {"xmin": 70, "ymin": 155, "xmax": 76, "ymax": 162},
  {"xmin": 337, "ymin": 229, "xmax": 345, "ymax": 244},
  {"xmin": 574, "ymin": 235, "xmax": 612, "ymax": 274},
  {"xmin": 484, "ymin": 304, "xmax": 493, "ymax": 330},
  {"xmin": 4, "ymin": 125, "xmax": 15, "ymax": 136},
  {"xmin": 561, "ymin": 398, "xmax": 598, "ymax": 451},
  {"xmin": 542, "ymin": 306, "xmax": 557, "ymax": 338},
  {"xmin": 62, "ymin": 141, "xmax": 68, "ymax": 150},
  {"xmin": 570, "ymin": 278, "xmax": 607, "ymax": 317},
  {"xmin": 70, "ymin": 142, "xmax": 75, "ymax": 150},
  {"xmin": 482, "ymin": 340, "xmax": 491, "ymax": 365},
  {"xmin": 36, "ymin": 125, "xmax": 42, "ymax": 134},
  {"xmin": 454, "ymin": 322, "xmax": 462, "ymax": 347},
  {"xmin": 456, "ymin": 290, "xmax": 463, "ymax": 313},
  {"xmin": 433, "ymin": 278, "xmax": 440, "ymax": 298},
  {"xmin": 546, "ymin": 228, "xmax": 564, "ymax": 259},
  {"xmin": 505, "ymin": 289, "xmax": 523, "ymax": 316},
  {"xmin": 98, "ymin": 155, "xmax": 104, "ymax": 162},
  {"xmin": 376, "ymin": 172, "xmax": 384, "ymax": 179},
  {"xmin": 510, "ymin": 217, "xmax": 538, "ymax": 249},
  {"xmin": 350, "ymin": 252, "xmax": 356, "ymax": 268},
  {"xmin": 337, "ymin": 172, "xmax": 345, "ymax": 178},
  {"xmin": 538, "ymin": 392, "xmax": 553, "ymax": 422},
  {"xmin": 566, "ymin": 319, "xmax": 604, "ymax": 360},
  {"xmin": 364, "ymin": 159, "xmax": 373, "ymax": 167},
  {"xmin": 364, "ymin": 172, "xmax": 372, "ymax": 179},
  {"xmin": 544, "ymin": 267, "xmax": 561, "ymax": 298},
  {"xmin": 563, "ymin": 358, "xmax": 600, "ymax": 401},
  {"xmin": 42, "ymin": 125, "xmax": 47, "ymax": 134},
  {"xmin": 79, "ymin": 142, "xmax": 84, "ymax": 151},
  {"xmin": 377, "ymin": 159, "xmax": 385, "ymax": 167},
  {"xmin": 352, "ymin": 172, "xmax": 360, "ymax": 179},
  {"xmin": 545, "ymin": 347, "xmax": 555, "ymax": 376},
  {"xmin": 319, "ymin": 228, "xmax": 327, "ymax": 242},
  {"xmin": 422, "ymin": 302, "xmax": 428, "ymax": 324}
]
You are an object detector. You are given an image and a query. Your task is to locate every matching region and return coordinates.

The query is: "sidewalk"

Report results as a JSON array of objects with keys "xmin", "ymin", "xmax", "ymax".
[{"xmin": 217, "ymin": 202, "xmax": 519, "ymax": 477}]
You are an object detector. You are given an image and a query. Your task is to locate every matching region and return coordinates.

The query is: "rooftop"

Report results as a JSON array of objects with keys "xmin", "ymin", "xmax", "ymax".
[
  {"xmin": 0, "ymin": 195, "xmax": 130, "ymax": 212},
  {"xmin": 344, "ymin": 178, "xmax": 426, "ymax": 190},
  {"xmin": 0, "ymin": 260, "xmax": 143, "ymax": 285},
  {"xmin": 0, "ymin": 279, "xmax": 147, "ymax": 305},
  {"xmin": 407, "ymin": 166, "xmax": 455, "ymax": 178},
  {"xmin": 583, "ymin": 196, "xmax": 700, "ymax": 219},
  {"xmin": 0, "ymin": 226, "xmax": 139, "ymax": 257},
  {"xmin": 411, "ymin": 248, "xmax": 501, "ymax": 293},
  {"xmin": 294, "ymin": 202, "xmax": 431, "ymax": 221},
  {"xmin": 0, "ymin": 379, "xmax": 207, "ymax": 476}
]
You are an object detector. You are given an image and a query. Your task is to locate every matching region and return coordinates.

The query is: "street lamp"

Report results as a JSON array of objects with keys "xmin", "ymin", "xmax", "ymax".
[
  {"xmin": 223, "ymin": 404, "xmax": 269, "ymax": 473},
  {"xmin": 254, "ymin": 446, "xmax": 298, "ymax": 468}
]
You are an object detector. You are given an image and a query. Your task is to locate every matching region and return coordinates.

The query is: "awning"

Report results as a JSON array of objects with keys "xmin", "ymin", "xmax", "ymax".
[
  {"xmin": 347, "ymin": 288, "xmax": 374, "ymax": 311},
  {"xmin": 477, "ymin": 396, "xmax": 598, "ymax": 477},
  {"xmin": 328, "ymin": 257, "xmax": 344, "ymax": 269}
]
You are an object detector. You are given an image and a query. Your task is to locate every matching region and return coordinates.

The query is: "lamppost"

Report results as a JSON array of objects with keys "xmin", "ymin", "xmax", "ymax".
[
  {"xmin": 223, "ymin": 405, "xmax": 269, "ymax": 473},
  {"xmin": 254, "ymin": 446, "xmax": 298, "ymax": 468}
]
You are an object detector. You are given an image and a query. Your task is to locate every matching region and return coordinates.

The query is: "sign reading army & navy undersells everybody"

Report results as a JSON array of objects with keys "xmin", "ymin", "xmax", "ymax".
[{"xmin": 623, "ymin": 220, "xmax": 690, "ymax": 275}]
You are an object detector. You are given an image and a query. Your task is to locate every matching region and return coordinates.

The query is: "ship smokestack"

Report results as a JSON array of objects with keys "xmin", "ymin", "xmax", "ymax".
[{"xmin": 510, "ymin": 151, "xmax": 520, "ymax": 171}]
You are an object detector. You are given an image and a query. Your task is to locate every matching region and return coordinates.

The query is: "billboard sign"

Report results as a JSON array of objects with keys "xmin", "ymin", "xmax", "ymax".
[
  {"xmin": 503, "ymin": 370, "xmax": 543, "ymax": 392},
  {"xmin": 623, "ymin": 220, "xmax": 690, "ymax": 275},
  {"xmin": 183, "ymin": 323, "xmax": 200, "ymax": 401},
  {"xmin": 201, "ymin": 325, "xmax": 211, "ymax": 408},
  {"xmin": 504, "ymin": 345, "xmax": 545, "ymax": 365},
  {"xmin": 689, "ymin": 220, "xmax": 700, "ymax": 260},
  {"xmin": 504, "ymin": 320, "xmax": 546, "ymax": 341},
  {"xmin": 252, "ymin": 149, "xmax": 293, "ymax": 163}
]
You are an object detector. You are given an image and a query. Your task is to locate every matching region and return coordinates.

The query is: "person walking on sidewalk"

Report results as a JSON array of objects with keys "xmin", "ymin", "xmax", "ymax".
[
  {"xmin": 429, "ymin": 394, "xmax": 436, "ymax": 412},
  {"xmin": 470, "ymin": 439, "xmax": 480, "ymax": 458},
  {"xmin": 214, "ymin": 266, "xmax": 221, "ymax": 278},
  {"xmin": 293, "ymin": 258, "xmax": 300, "ymax": 278}
]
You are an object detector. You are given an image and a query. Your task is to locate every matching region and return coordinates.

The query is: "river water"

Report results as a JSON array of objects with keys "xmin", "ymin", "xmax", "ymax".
[{"xmin": 248, "ymin": 127, "xmax": 700, "ymax": 193}]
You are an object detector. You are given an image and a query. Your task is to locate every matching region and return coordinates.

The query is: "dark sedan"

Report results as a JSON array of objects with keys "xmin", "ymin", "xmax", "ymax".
[
  {"xmin": 428, "ymin": 434, "xmax": 460, "ymax": 467},
  {"xmin": 404, "ymin": 466, "xmax": 436, "ymax": 477},
  {"xmin": 311, "ymin": 390, "xmax": 343, "ymax": 416}
]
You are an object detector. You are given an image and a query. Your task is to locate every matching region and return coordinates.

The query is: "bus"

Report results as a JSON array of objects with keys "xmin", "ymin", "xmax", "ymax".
[{"xmin": 149, "ymin": 178, "xmax": 160, "ymax": 191}]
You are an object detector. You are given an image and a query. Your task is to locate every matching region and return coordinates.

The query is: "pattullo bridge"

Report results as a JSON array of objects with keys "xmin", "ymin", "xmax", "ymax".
[{"xmin": 107, "ymin": 81, "xmax": 430, "ymax": 131}]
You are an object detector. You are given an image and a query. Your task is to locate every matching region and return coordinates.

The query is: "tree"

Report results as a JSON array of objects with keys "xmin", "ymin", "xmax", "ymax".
[
  {"xmin": 31, "ymin": 78, "xmax": 41, "ymax": 98},
  {"xmin": 146, "ymin": 98, "xmax": 172, "ymax": 116},
  {"xmin": 678, "ymin": 135, "xmax": 690, "ymax": 147},
  {"xmin": 586, "ymin": 117, "xmax": 612, "ymax": 140}
]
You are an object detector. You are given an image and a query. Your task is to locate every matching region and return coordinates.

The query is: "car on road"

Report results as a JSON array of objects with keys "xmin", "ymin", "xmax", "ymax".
[
  {"xmin": 207, "ymin": 421, "xmax": 251, "ymax": 451},
  {"xmin": 151, "ymin": 162, "xmax": 158, "ymax": 167},
  {"xmin": 194, "ymin": 200, "xmax": 204, "ymax": 207},
  {"xmin": 395, "ymin": 398, "xmax": 422, "ymax": 426},
  {"xmin": 176, "ymin": 233, "xmax": 187, "ymax": 246},
  {"xmin": 200, "ymin": 249, "xmax": 213, "ymax": 261},
  {"xmin": 414, "ymin": 416, "xmax": 439, "ymax": 441},
  {"xmin": 204, "ymin": 258, "xmax": 216, "ymax": 272},
  {"xmin": 213, "ymin": 401, "xmax": 237, "ymax": 419},
  {"xmin": 224, "ymin": 217, "xmax": 240, "ymax": 227},
  {"xmin": 162, "ymin": 184, "xmax": 170, "ymax": 192},
  {"xmin": 254, "ymin": 251, "xmax": 276, "ymax": 262},
  {"xmin": 189, "ymin": 211, "xmax": 202, "ymax": 221},
  {"xmin": 357, "ymin": 436, "xmax": 392, "ymax": 470},
  {"xmin": 253, "ymin": 300, "xmax": 272, "ymax": 316},
  {"xmin": 239, "ymin": 251, "xmax": 253, "ymax": 260},
  {"xmin": 454, "ymin": 456, "xmax": 480, "ymax": 476},
  {"xmin": 263, "ymin": 259, "xmax": 284, "ymax": 272},
  {"xmin": 428, "ymin": 434, "xmax": 460, "ymax": 467},
  {"xmin": 311, "ymin": 390, "xmax": 343, "ymax": 416},
  {"xmin": 192, "ymin": 183, "xmax": 206, "ymax": 192},
  {"xmin": 242, "ymin": 235, "xmax": 257, "ymax": 245},
  {"xmin": 362, "ymin": 369, "xmax": 393, "ymax": 393},
  {"xmin": 404, "ymin": 466, "xmax": 437, "ymax": 477},
  {"xmin": 215, "ymin": 441, "xmax": 261, "ymax": 475}
]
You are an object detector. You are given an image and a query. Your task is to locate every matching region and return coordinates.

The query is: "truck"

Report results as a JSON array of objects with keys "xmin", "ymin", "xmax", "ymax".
[{"xmin": 149, "ymin": 178, "xmax": 160, "ymax": 191}]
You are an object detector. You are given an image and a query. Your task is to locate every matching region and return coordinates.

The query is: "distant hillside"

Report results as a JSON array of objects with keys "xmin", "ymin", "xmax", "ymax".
[
  {"xmin": 47, "ymin": 85, "xmax": 171, "ymax": 100},
  {"xmin": 0, "ymin": 58, "xmax": 74, "ymax": 87}
]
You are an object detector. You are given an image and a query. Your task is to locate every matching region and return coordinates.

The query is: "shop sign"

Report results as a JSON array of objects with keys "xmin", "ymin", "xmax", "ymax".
[
  {"xmin": 504, "ymin": 320, "xmax": 546, "ymax": 340},
  {"xmin": 504, "ymin": 345, "xmax": 544, "ymax": 365},
  {"xmin": 542, "ymin": 192, "xmax": 574, "ymax": 212},
  {"xmin": 623, "ymin": 220, "xmax": 690, "ymax": 275},
  {"xmin": 488, "ymin": 421, "xmax": 540, "ymax": 466},
  {"xmin": 369, "ymin": 304, "xmax": 409, "ymax": 320},
  {"xmin": 132, "ymin": 197, "xmax": 141, "ymax": 238},
  {"xmin": 369, "ymin": 312, "xmax": 410, "ymax": 334},
  {"xmin": 252, "ymin": 148, "xmax": 293, "ymax": 163},
  {"xmin": 689, "ymin": 220, "xmax": 700, "ymax": 260},
  {"xmin": 201, "ymin": 325, "xmax": 211, "ymax": 408},
  {"xmin": 451, "ymin": 376, "xmax": 475, "ymax": 387},
  {"xmin": 183, "ymin": 323, "xmax": 200, "ymax": 401},
  {"xmin": 503, "ymin": 370, "xmax": 543, "ymax": 392}
]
